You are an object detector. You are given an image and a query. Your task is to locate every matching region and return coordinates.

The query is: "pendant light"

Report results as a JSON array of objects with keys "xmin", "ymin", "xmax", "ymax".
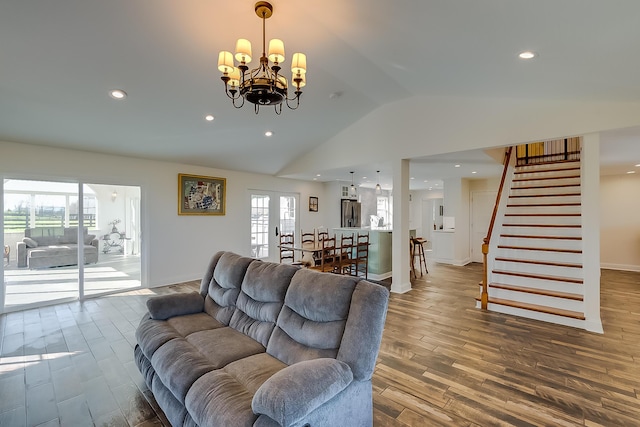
[
  {"xmin": 349, "ymin": 171, "xmax": 357, "ymax": 198},
  {"xmin": 375, "ymin": 170, "xmax": 382, "ymax": 194}
]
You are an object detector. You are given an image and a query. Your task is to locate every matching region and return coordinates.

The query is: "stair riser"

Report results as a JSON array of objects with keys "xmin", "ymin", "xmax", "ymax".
[
  {"xmin": 510, "ymin": 187, "xmax": 581, "ymax": 197},
  {"xmin": 482, "ymin": 303, "xmax": 587, "ymax": 328},
  {"xmin": 508, "ymin": 195, "xmax": 582, "ymax": 205},
  {"xmin": 500, "ymin": 216, "xmax": 581, "ymax": 226},
  {"xmin": 500, "ymin": 226, "xmax": 582, "ymax": 237},
  {"xmin": 498, "ymin": 237, "xmax": 582, "ymax": 251},
  {"xmin": 505, "ymin": 205, "xmax": 581, "ymax": 215},
  {"xmin": 514, "ymin": 170, "xmax": 581, "ymax": 179},
  {"xmin": 495, "ymin": 248, "xmax": 582, "ymax": 264},
  {"xmin": 490, "ymin": 273, "xmax": 583, "ymax": 293},
  {"xmin": 512, "ymin": 177, "xmax": 581, "ymax": 187},
  {"xmin": 493, "ymin": 261, "xmax": 583, "ymax": 279},
  {"xmin": 487, "ymin": 288, "xmax": 584, "ymax": 312},
  {"xmin": 515, "ymin": 161, "xmax": 580, "ymax": 173}
]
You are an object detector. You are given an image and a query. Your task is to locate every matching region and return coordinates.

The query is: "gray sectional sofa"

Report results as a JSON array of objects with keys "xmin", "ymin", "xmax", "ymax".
[
  {"xmin": 17, "ymin": 227, "xmax": 99, "ymax": 269},
  {"xmin": 134, "ymin": 251, "xmax": 389, "ymax": 427}
]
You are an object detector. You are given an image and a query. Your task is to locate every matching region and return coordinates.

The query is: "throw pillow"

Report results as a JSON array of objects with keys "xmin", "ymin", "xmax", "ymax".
[
  {"xmin": 84, "ymin": 234, "xmax": 96, "ymax": 245},
  {"xmin": 23, "ymin": 237, "xmax": 39, "ymax": 248}
]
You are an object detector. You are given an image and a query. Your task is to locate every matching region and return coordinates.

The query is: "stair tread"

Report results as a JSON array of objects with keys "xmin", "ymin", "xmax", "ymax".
[
  {"xmin": 478, "ymin": 297, "xmax": 586, "ymax": 320},
  {"xmin": 497, "ymin": 245, "xmax": 582, "ymax": 254},
  {"xmin": 492, "ymin": 269, "xmax": 583, "ymax": 284},
  {"xmin": 515, "ymin": 160, "xmax": 581, "ymax": 169},
  {"xmin": 514, "ymin": 166, "xmax": 581, "ymax": 174},
  {"xmin": 500, "ymin": 234, "xmax": 581, "ymax": 240},
  {"xmin": 513, "ymin": 184, "xmax": 581, "ymax": 190},
  {"xmin": 502, "ymin": 224, "xmax": 581, "ymax": 228},
  {"xmin": 489, "ymin": 282, "xmax": 583, "ymax": 300},
  {"xmin": 494, "ymin": 257, "xmax": 582, "ymax": 268},
  {"xmin": 513, "ymin": 175, "xmax": 580, "ymax": 182},
  {"xmin": 510, "ymin": 193, "xmax": 581, "ymax": 198},
  {"xmin": 504, "ymin": 213, "xmax": 581, "ymax": 217},
  {"xmin": 507, "ymin": 203, "xmax": 581, "ymax": 207}
]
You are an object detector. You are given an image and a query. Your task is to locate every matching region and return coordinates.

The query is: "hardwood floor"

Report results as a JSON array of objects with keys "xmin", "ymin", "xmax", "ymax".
[{"xmin": 0, "ymin": 263, "xmax": 638, "ymax": 426}]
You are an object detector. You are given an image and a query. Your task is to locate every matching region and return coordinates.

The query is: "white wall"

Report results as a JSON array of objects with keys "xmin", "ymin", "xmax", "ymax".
[
  {"xmin": 1, "ymin": 140, "xmax": 328, "ymax": 288},
  {"xmin": 600, "ymin": 173, "xmax": 640, "ymax": 271}
]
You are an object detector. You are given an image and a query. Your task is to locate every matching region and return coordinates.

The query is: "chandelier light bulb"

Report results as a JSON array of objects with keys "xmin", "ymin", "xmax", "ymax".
[{"xmin": 375, "ymin": 170, "xmax": 382, "ymax": 194}]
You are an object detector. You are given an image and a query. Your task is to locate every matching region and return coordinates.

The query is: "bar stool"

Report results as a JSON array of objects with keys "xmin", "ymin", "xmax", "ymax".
[{"xmin": 411, "ymin": 237, "xmax": 428, "ymax": 276}]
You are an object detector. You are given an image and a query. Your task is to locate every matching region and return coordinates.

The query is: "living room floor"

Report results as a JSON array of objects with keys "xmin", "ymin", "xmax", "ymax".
[{"xmin": 0, "ymin": 262, "xmax": 638, "ymax": 426}]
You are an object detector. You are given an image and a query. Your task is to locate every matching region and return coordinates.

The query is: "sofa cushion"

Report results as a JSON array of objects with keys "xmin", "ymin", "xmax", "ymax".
[
  {"xmin": 186, "ymin": 327, "xmax": 266, "ymax": 369},
  {"xmin": 229, "ymin": 261, "xmax": 298, "ymax": 347},
  {"xmin": 184, "ymin": 353, "xmax": 286, "ymax": 427},
  {"xmin": 266, "ymin": 269, "xmax": 357, "ymax": 365},
  {"xmin": 167, "ymin": 313, "xmax": 223, "ymax": 337},
  {"xmin": 27, "ymin": 244, "xmax": 96, "ymax": 258},
  {"xmin": 23, "ymin": 237, "xmax": 38, "ymax": 248},
  {"xmin": 136, "ymin": 317, "xmax": 182, "ymax": 360},
  {"xmin": 203, "ymin": 252, "xmax": 254, "ymax": 325},
  {"xmin": 151, "ymin": 338, "xmax": 217, "ymax": 403}
]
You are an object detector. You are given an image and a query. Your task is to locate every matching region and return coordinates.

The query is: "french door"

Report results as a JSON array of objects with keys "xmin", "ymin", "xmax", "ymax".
[{"xmin": 250, "ymin": 191, "xmax": 299, "ymax": 263}]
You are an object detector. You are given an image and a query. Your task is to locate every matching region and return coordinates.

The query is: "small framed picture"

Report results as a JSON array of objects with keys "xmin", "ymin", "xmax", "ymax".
[
  {"xmin": 309, "ymin": 196, "xmax": 318, "ymax": 212},
  {"xmin": 178, "ymin": 173, "xmax": 226, "ymax": 215}
]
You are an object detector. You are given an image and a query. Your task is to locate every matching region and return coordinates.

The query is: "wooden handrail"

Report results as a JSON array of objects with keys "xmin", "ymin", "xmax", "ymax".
[{"xmin": 481, "ymin": 146, "xmax": 513, "ymax": 309}]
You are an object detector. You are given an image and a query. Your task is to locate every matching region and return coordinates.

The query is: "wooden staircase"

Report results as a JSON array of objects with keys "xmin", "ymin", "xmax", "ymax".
[{"xmin": 478, "ymin": 157, "xmax": 588, "ymax": 327}]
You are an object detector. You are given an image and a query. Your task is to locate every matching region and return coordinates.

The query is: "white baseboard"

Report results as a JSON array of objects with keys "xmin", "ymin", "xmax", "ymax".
[{"xmin": 600, "ymin": 263, "xmax": 640, "ymax": 272}]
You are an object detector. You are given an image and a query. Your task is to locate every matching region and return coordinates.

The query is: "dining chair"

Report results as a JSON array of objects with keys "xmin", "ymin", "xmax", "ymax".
[
  {"xmin": 354, "ymin": 232, "xmax": 369, "ymax": 279},
  {"xmin": 309, "ymin": 235, "xmax": 337, "ymax": 273},
  {"xmin": 300, "ymin": 229, "xmax": 316, "ymax": 267},
  {"xmin": 336, "ymin": 233, "xmax": 355, "ymax": 275},
  {"xmin": 279, "ymin": 232, "xmax": 296, "ymax": 264}
]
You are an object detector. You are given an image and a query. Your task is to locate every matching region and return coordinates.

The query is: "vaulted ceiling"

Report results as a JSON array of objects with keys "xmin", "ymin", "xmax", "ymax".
[{"xmin": 1, "ymin": 1, "xmax": 639, "ymax": 188}]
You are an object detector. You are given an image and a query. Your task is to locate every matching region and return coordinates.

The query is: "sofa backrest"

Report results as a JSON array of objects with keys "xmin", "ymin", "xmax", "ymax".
[
  {"xmin": 200, "ymin": 251, "xmax": 254, "ymax": 325},
  {"xmin": 229, "ymin": 260, "xmax": 299, "ymax": 347},
  {"xmin": 266, "ymin": 268, "xmax": 389, "ymax": 381},
  {"xmin": 25, "ymin": 227, "xmax": 89, "ymax": 245}
]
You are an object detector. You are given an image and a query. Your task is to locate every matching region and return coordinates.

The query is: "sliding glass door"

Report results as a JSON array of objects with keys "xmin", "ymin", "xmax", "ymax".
[{"xmin": 2, "ymin": 179, "xmax": 142, "ymax": 312}]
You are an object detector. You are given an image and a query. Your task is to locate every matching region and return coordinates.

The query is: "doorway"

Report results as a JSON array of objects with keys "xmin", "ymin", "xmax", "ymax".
[{"xmin": 2, "ymin": 179, "xmax": 142, "ymax": 312}]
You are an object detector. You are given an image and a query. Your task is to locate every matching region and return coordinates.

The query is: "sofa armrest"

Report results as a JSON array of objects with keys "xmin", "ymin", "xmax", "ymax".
[
  {"xmin": 146, "ymin": 292, "xmax": 205, "ymax": 320},
  {"xmin": 91, "ymin": 238, "xmax": 99, "ymax": 250},
  {"xmin": 16, "ymin": 242, "xmax": 27, "ymax": 268},
  {"xmin": 252, "ymin": 358, "xmax": 353, "ymax": 426}
]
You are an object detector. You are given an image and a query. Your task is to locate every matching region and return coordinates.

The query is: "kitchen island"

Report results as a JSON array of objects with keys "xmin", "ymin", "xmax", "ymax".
[{"xmin": 333, "ymin": 226, "xmax": 415, "ymax": 280}]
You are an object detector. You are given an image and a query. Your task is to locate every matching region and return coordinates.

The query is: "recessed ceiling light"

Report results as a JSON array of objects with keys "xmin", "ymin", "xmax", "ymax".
[
  {"xmin": 109, "ymin": 89, "xmax": 127, "ymax": 100},
  {"xmin": 313, "ymin": 178, "xmax": 317, "ymax": 181},
  {"xmin": 265, "ymin": 131, "xmax": 273, "ymax": 137},
  {"xmin": 316, "ymin": 174, "xmax": 321, "ymax": 177},
  {"xmin": 204, "ymin": 114, "xmax": 215, "ymax": 121},
  {"xmin": 627, "ymin": 171, "xmax": 636, "ymax": 174},
  {"xmin": 424, "ymin": 180, "xmax": 428, "ymax": 183},
  {"xmin": 635, "ymin": 163, "xmax": 640, "ymax": 167},
  {"xmin": 472, "ymin": 171, "xmax": 477, "ymax": 174},
  {"xmin": 362, "ymin": 176, "xmax": 367, "ymax": 180},
  {"xmin": 454, "ymin": 164, "xmax": 461, "ymax": 168},
  {"xmin": 410, "ymin": 177, "xmax": 415, "ymax": 180},
  {"xmin": 429, "ymin": 187, "xmax": 433, "ymax": 190},
  {"xmin": 518, "ymin": 51, "xmax": 537, "ymax": 59}
]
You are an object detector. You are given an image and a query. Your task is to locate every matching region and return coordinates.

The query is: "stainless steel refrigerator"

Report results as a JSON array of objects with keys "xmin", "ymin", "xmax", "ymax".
[{"xmin": 341, "ymin": 199, "xmax": 361, "ymax": 228}]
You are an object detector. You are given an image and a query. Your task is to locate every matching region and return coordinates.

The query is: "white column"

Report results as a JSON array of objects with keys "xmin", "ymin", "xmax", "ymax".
[
  {"xmin": 0, "ymin": 179, "xmax": 5, "ymax": 312},
  {"xmin": 581, "ymin": 133, "xmax": 603, "ymax": 333},
  {"xmin": 391, "ymin": 158, "xmax": 411, "ymax": 293}
]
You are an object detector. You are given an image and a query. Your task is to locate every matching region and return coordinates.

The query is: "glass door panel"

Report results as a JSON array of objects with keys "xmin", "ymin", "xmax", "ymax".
[
  {"xmin": 83, "ymin": 183, "xmax": 141, "ymax": 297},
  {"xmin": 3, "ymin": 179, "xmax": 79, "ymax": 310},
  {"xmin": 251, "ymin": 194, "xmax": 270, "ymax": 259}
]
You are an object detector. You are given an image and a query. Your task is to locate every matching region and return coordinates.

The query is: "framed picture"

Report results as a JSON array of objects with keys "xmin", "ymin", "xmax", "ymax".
[
  {"xmin": 178, "ymin": 173, "xmax": 226, "ymax": 215},
  {"xmin": 309, "ymin": 196, "xmax": 318, "ymax": 212}
]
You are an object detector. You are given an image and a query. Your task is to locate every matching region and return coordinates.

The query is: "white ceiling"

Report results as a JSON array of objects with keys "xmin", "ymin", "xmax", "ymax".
[{"xmin": 1, "ymin": 1, "xmax": 639, "ymax": 189}]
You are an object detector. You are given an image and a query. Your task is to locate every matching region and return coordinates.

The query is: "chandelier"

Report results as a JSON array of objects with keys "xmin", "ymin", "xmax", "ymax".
[{"xmin": 217, "ymin": 1, "xmax": 307, "ymax": 114}]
